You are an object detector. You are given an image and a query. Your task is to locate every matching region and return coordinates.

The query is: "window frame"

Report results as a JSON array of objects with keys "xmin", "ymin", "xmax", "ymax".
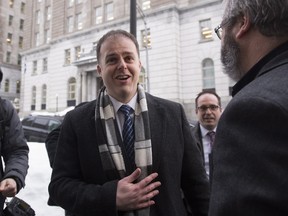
[
  {"xmin": 199, "ymin": 19, "xmax": 213, "ymax": 41},
  {"xmin": 65, "ymin": 49, "xmax": 71, "ymax": 65},
  {"xmin": 202, "ymin": 58, "xmax": 215, "ymax": 90}
]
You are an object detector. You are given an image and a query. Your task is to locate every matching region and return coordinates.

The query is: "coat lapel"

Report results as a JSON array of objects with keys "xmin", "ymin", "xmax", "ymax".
[{"xmin": 146, "ymin": 94, "xmax": 166, "ymax": 172}]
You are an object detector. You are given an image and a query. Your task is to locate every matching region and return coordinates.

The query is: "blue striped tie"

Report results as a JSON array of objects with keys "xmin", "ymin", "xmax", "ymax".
[{"xmin": 119, "ymin": 105, "xmax": 135, "ymax": 164}]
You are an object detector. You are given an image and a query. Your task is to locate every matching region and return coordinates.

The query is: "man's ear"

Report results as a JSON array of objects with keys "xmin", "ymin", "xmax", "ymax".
[
  {"xmin": 236, "ymin": 14, "xmax": 252, "ymax": 39},
  {"xmin": 97, "ymin": 65, "xmax": 102, "ymax": 76}
]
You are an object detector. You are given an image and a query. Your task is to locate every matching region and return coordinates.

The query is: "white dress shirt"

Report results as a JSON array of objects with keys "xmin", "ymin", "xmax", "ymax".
[{"xmin": 108, "ymin": 94, "xmax": 137, "ymax": 139}]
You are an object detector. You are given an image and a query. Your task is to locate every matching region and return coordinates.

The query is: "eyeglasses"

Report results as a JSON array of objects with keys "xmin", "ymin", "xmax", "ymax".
[
  {"xmin": 214, "ymin": 20, "xmax": 229, "ymax": 40},
  {"xmin": 214, "ymin": 24, "xmax": 223, "ymax": 40},
  {"xmin": 197, "ymin": 105, "xmax": 220, "ymax": 112}
]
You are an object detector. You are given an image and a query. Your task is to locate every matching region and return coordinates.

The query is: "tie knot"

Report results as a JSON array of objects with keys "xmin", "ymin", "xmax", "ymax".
[
  {"xmin": 207, "ymin": 131, "xmax": 215, "ymax": 144},
  {"xmin": 207, "ymin": 131, "xmax": 215, "ymax": 137},
  {"xmin": 119, "ymin": 105, "xmax": 133, "ymax": 116}
]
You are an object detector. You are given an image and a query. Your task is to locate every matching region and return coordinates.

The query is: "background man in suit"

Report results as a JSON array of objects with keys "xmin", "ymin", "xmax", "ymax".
[
  {"xmin": 49, "ymin": 30, "xmax": 209, "ymax": 216},
  {"xmin": 191, "ymin": 91, "xmax": 222, "ymax": 177},
  {"xmin": 210, "ymin": 0, "xmax": 288, "ymax": 215}
]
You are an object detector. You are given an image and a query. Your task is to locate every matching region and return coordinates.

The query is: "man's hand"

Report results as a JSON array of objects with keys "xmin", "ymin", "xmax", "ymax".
[
  {"xmin": 0, "ymin": 178, "xmax": 17, "ymax": 197},
  {"xmin": 116, "ymin": 168, "xmax": 161, "ymax": 211}
]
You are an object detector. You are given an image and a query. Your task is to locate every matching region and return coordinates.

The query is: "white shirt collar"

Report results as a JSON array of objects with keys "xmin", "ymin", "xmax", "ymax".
[
  {"xmin": 109, "ymin": 94, "xmax": 138, "ymax": 113},
  {"xmin": 200, "ymin": 124, "xmax": 217, "ymax": 137}
]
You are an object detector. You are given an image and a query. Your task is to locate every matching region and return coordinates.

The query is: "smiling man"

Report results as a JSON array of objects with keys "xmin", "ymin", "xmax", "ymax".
[
  {"xmin": 191, "ymin": 91, "xmax": 222, "ymax": 177},
  {"xmin": 49, "ymin": 30, "xmax": 209, "ymax": 216}
]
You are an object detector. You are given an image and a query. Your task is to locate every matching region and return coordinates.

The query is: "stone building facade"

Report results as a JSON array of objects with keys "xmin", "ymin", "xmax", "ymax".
[
  {"xmin": 20, "ymin": 0, "xmax": 232, "ymax": 121},
  {"xmin": 0, "ymin": 0, "xmax": 26, "ymax": 111}
]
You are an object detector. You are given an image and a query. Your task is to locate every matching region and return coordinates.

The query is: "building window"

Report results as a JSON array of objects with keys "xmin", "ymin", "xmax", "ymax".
[
  {"xmin": 7, "ymin": 33, "xmax": 12, "ymax": 44},
  {"xmin": 65, "ymin": 49, "xmax": 71, "ymax": 65},
  {"xmin": 202, "ymin": 58, "xmax": 215, "ymax": 90},
  {"xmin": 199, "ymin": 19, "xmax": 213, "ymax": 40},
  {"xmin": 35, "ymin": 32, "xmax": 40, "ymax": 46},
  {"xmin": 19, "ymin": 36, "xmax": 24, "ymax": 48},
  {"xmin": 21, "ymin": 2, "xmax": 25, "ymax": 13},
  {"xmin": 141, "ymin": 28, "xmax": 151, "ymax": 48},
  {"xmin": 9, "ymin": 0, "xmax": 14, "ymax": 8},
  {"xmin": 142, "ymin": 0, "xmax": 151, "ymax": 10},
  {"xmin": 16, "ymin": 80, "xmax": 21, "ymax": 94},
  {"xmin": 76, "ymin": 13, "xmax": 82, "ymax": 30},
  {"xmin": 75, "ymin": 46, "xmax": 81, "ymax": 60},
  {"xmin": 44, "ymin": 29, "xmax": 51, "ymax": 43},
  {"xmin": 43, "ymin": 58, "xmax": 48, "ymax": 73},
  {"xmin": 6, "ymin": 52, "xmax": 11, "ymax": 63},
  {"xmin": 105, "ymin": 3, "xmax": 114, "ymax": 21},
  {"xmin": 32, "ymin": 60, "xmax": 37, "ymax": 75},
  {"xmin": 41, "ymin": 84, "xmax": 47, "ymax": 110},
  {"xmin": 67, "ymin": 16, "xmax": 74, "ymax": 33},
  {"xmin": 68, "ymin": 78, "xmax": 76, "ymax": 99},
  {"xmin": 9, "ymin": 15, "xmax": 13, "ymax": 26},
  {"xmin": 18, "ymin": 54, "xmax": 21, "ymax": 66},
  {"xmin": 67, "ymin": 77, "xmax": 76, "ymax": 106},
  {"xmin": 68, "ymin": 0, "xmax": 74, "ymax": 7},
  {"xmin": 95, "ymin": 7, "xmax": 102, "ymax": 24},
  {"xmin": 20, "ymin": 19, "xmax": 24, "ymax": 30},
  {"xmin": 46, "ymin": 6, "xmax": 51, "ymax": 21},
  {"xmin": 4, "ymin": 79, "xmax": 10, "ymax": 93},
  {"xmin": 36, "ymin": 10, "xmax": 40, "ymax": 24},
  {"xmin": 31, "ymin": 86, "xmax": 36, "ymax": 110}
]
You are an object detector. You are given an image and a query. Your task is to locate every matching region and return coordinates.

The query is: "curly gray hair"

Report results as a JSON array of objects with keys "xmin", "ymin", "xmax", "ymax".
[{"xmin": 223, "ymin": 0, "xmax": 288, "ymax": 37}]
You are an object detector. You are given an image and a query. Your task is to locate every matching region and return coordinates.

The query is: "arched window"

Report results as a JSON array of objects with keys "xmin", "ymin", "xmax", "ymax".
[
  {"xmin": 202, "ymin": 58, "xmax": 215, "ymax": 91},
  {"xmin": 67, "ymin": 77, "xmax": 76, "ymax": 106},
  {"xmin": 31, "ymin": 86, "xmax": 36, "ymax": 110},
  {"xmin": 41, "ymin": 84, "xmax": 47, "ymax": 110},
  {"xmin": 4, "ymin": 79, "xmax": 9, "ymax": 92}
]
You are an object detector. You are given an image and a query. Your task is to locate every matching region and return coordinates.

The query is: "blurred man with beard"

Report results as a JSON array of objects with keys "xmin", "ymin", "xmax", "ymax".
[
  {"xmin": 191, "ymin": 91, "xmax": 222, "ymax": 177},
  {"xmin": 209, "ymin": 0, "xmax": 288, "ymax": 215}
]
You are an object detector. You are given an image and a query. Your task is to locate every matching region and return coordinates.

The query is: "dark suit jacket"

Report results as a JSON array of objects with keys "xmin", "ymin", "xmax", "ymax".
[
  {"xmin": 190, "ymin": 122, "xmax": 205, "ymax": 164},
  {"xmin": 49, "ymin": 93, "xmax": 209, "ymax": 216},
  {"xmin": 209, "ymin": 43, "xmax": 288, "ymax": 215},
  {"xmin": 191, "ymin": 123, "xmax": 214, "ymax": 180}
]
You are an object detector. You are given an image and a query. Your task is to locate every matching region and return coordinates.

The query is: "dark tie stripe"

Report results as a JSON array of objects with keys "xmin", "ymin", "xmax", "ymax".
[{"xmin": 119, "ymin": 105, "xmax": 135, "ymax": 164}]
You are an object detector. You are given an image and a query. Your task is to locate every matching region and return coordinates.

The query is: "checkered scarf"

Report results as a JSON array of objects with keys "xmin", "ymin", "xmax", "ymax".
[{"xmin": 96, "ymin": 84, "xmax": 153, "ymax": 216}]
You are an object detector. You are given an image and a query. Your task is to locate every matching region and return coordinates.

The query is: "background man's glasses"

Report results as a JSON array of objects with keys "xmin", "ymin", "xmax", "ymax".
[{"xmin": 197, "ymin": 105, "xmax": 220, "ymax": 112}]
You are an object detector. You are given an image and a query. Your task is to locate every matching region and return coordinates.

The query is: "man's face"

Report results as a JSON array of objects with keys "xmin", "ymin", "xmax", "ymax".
[
  {"xmin": 97, "ymin": 36, "xmax": 141, "ymax": 103},
  {"xmin": 221, "ymin": 24, "xmax": 245, "ymax": 81},
  {"xmin": 196, "ymin": 93, "xmax": 222, "ymax": 131}
]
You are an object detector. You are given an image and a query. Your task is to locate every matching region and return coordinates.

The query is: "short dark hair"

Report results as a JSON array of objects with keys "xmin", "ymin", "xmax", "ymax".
[
  {"xmin": 96, "ymin": 29, "xmax": 140, "ymax": 63},
  {"xmin": 195, "ymin": 91, "xmax": 221, "ymax": 110}
]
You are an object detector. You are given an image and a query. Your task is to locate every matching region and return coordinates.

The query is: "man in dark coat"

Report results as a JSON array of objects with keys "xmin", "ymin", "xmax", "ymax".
[
  {"xmin": 49, "ymin": 30, "xmax": 209, "ymax": 216},
  {"xmin": 0, "ymin": 69, "xmax": 29, "ymax": 213},
  {"xmin": 210, "ymin": 0, "xmax": 288, "ymax": 215},
  {"xmin": 191, "ymin": 91, "xmax": 222, "ymax": 177}
]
